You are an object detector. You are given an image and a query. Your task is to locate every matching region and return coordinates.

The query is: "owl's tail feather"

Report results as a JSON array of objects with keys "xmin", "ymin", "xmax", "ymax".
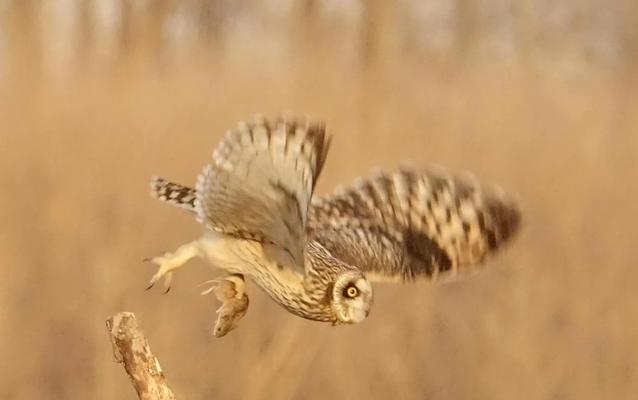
[{"xmin": 150, "ymin": 176, "xmax": 197, "ymax": 213}]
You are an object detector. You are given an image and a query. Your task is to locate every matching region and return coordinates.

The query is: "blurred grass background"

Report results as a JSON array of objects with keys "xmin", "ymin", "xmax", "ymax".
[{"xmin": 1, "ymin": 1, "xmax": 638, "ymax": 399}]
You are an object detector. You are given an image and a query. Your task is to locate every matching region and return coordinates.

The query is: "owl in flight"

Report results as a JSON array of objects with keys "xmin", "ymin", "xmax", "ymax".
[{"xmin": 147, "ymin": 116, "xmax": 520, "ymax": 337}]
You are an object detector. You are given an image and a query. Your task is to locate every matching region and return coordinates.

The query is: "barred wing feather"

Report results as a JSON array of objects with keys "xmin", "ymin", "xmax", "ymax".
[
  {"xmin": 195, "ymin": 117, "xmax": 330, "ymax": 272},
  {"xmin": 308, "ymin": 167, "xmax": 520, "ymax": 282}
]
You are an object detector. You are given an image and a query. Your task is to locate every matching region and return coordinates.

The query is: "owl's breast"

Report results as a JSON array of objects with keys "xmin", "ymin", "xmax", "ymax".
[{"xmin": 197, "ymin": 231, "xmax": 335, "ymax": 322}]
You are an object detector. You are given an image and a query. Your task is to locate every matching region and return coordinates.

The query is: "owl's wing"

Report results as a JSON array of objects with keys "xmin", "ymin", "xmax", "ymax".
[
  {"xmin": 195, "ymin": 116, "xmax": 330, "ymax": 273},
  {"xmin": 307, "ymin": 166, "xmax": 520, "ymax": 283}
]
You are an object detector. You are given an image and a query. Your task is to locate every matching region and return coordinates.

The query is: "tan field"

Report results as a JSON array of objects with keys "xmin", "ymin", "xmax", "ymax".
[{"xmin": 1, "ymin": 2, "xmax": 638, "ymax": 399}]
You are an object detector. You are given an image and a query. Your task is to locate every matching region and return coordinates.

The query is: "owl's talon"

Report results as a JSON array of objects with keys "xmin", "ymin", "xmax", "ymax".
[
  {"xmin": 144, "ymin": 241, "xmax": 200, "ymax": 292},
  {"xmin": 146, "ymin": 267, "xmax": 173, "ymax": 292},
  {"xmin": 163, "ymin": 272, "xmax": 173, "ymax": 293}
]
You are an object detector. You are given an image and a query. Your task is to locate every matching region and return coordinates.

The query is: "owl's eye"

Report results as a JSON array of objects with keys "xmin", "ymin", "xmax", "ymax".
[{"xmin": 344, "ymin": 285, "xmax": 359, "ymax": 298}]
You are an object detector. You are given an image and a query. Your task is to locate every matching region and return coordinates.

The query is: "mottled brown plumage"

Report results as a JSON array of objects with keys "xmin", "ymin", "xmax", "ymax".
[
  {"xmin": 308, "ymin": 167, "xmax": 520, "ymax": 282},
  {"xmin": 147, "ymin": 115, "xmax": 520, "ymax": 336}
]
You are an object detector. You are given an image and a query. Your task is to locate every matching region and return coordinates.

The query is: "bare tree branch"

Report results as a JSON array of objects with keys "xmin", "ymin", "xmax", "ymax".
[{"xmin": 106, "ymin": 312, "xmax": 177, "ymax": 400}]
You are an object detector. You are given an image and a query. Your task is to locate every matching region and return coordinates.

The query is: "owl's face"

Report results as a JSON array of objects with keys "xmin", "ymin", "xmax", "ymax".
[{"xmin": 331, "ymin": 271, "xmax": 373, "ymax": 324}]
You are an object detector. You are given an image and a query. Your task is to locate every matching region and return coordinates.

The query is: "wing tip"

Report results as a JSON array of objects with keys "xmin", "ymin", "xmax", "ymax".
[{"xmin": 486, "ymin": 193, "xmax": 522, "ymax": 247}]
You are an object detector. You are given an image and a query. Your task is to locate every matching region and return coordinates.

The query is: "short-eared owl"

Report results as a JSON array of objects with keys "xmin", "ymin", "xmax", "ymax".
[{"xmin": 147, "ymin": 116, "xmax": 520, "ymax": 337}]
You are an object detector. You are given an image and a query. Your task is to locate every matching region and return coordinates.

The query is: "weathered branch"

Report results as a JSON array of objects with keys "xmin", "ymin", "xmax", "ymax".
[{"xmin": 106, "ymin": 312, "xmax": 177, "ymax": 400}]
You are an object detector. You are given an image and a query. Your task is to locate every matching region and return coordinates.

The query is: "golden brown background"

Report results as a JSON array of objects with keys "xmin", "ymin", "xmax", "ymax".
[{"xmin": 1, "ymin": 1, "xmax": 637, "ymax": 399}]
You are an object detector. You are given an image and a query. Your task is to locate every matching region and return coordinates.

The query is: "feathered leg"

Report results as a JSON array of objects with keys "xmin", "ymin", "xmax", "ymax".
[{"xmin": 146, "ymin": 241, "xmax": 201, "ymax": 293}]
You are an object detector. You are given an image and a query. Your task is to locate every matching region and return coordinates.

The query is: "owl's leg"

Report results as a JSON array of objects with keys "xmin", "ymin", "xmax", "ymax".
[
  {"xmin": 200, "ymin": 274, "xmax": 249, "ymax": 338},
  {"xmin": 145, "ymin": 241, "xmax": 201, "ymax": 293}
]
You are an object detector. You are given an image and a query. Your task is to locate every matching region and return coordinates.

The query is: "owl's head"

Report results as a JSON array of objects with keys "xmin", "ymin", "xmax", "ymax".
[{"xmin": 331, "ymin": 271, "xmax": 373, "ymax": 324}]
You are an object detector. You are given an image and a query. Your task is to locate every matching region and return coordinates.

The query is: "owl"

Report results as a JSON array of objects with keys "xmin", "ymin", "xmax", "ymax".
[{"xmin": 147, "ymin": 116, "xmax": 520, "ymax": 336}]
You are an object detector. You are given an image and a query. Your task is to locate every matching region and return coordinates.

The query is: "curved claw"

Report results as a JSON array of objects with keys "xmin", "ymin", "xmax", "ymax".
[
  {"xmin": 145, "ymin": 257, "xmax": 171, "ymax": 291},
  {"xmin": 163, "ymin": 272, "xmax": 173, "ymax": 294},
  {"xmin": 144, "ymin": 241, "xmax": 200, "ymax": 293}
]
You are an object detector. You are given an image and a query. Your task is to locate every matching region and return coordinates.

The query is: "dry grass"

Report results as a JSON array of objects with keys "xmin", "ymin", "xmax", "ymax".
[{"xmin": 1, "ymin": 6, "xmax": 638, "ymax": 400}]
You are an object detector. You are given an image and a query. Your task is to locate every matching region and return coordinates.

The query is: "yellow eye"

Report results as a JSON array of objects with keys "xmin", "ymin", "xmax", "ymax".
[{"xmin": 345, "ymin": 286, "xmax": 359, "ymax": 298}]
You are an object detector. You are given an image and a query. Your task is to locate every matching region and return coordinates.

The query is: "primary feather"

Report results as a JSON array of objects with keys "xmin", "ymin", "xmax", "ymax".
[
  {"xmin": 193, "ymin": 116, "xmax": 330, "ymax": 273},
  {"xmin": 308, "ymin": 166, "xmax": 520, "ymax": 282},
  {"xmin": 151, "ymin": 127, "xmax": 520, "ymax": 284}
]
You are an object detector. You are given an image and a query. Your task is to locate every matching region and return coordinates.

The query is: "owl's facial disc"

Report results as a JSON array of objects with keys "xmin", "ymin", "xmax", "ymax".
[{"xmin": 331, "ymin": 271, "xmax": 373, "ymax": 324}]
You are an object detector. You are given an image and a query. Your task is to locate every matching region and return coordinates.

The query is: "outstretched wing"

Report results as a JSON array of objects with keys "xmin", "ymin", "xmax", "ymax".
[
  {"xmin": 308, "ymin": 166, "xmax": 520, "ymax": 282},
  {"xmin": 195, "ymin": 116, "xmax": 330, "ymax": 272}
]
